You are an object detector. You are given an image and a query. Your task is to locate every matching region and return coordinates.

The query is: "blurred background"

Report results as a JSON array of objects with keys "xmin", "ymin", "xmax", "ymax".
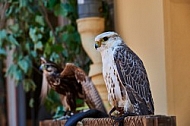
[{"xmin": 0, "ymin": 0, "xmax": 190, "ymax": 126}]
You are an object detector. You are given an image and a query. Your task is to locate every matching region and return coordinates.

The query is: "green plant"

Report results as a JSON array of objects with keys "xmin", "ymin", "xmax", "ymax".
[{"xmin": 0, "ymin": 0, "xmax": 91, "ymax": 112}]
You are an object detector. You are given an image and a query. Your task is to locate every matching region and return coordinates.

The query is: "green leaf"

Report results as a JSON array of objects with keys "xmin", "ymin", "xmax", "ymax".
[
  {"xmin": 50, "ymin": 52, "xmax": 60, "ymax": 62},
  {"xmin": 0, "ymin": 30, "xmax": 7, "ymax": 43},
  {"xmin": 6, "ymin": 64, "xmax": 17, "ymax": 77},
  {"xmin": 44, "ymin": 43, "xmax": 51, "ymax": 55},
  {"xmin": 62, "ymin": 25, "xmax": 75, "ymax": 33},
  {"xmin": 7, "ymin": 35, "xmax": 19, "ymax": 46},
  {"xmin": 35, "ymin": 15, "xmax": 45, "ymax": 26},
  {"xmin": 52, "ymin": 44, "xmax": 63, "ymax": 53},
  {"xmin": 25, "ymin": 42, "xmax": 31, "ymax": 52},
  {"xmin": 31, "ymin": 51, "xmax": 37, "ymax": 58},
  {"xmin": 0, "ymin": 48, "xmax": 7, "ymax": 56},
  {"xmin": 29, "ymin": 98, "xmax": 34, "ymax": 108},
  {"xmin": 62, "ymin": 49, "xmax": 68, "ymax": 58},
  {"xmin": 6, "ymin": 5, "xmax": 14, "ymax": 16},
  {"xmin": 75, "ymin": 46, "xmax": 80, "ymax": 54},
  {"xmin": 54, "ymin": 3, "xmax": 68, "ymax": 16},
  {"xmin": 0, "ymin": 30, "xmax": 7, "ymax": 47},
  {"xmin": 73, "ymin": 32, "xmax": 81, "ymax": 43},
  {"xmin": 40, "ymin": 27, "xmax": 44, "ymax": 32},
  {"xmin": 9, "ymin": 23, "xmax": 19, "ymax": 33},
  {"xmin": 34, "ymin": 41, "xmax": 43, "ymax": 50},
  {"xmin": 37, "ymin": 34, "xmax": 42, "ymax": 39},
  {"xmin": 23, "ymin": 79, "xmax": 36, "ymax": 92},
  {"xmin": 18, "ymin": 57, "xmax": 30, "ymax": 73},
  {"xmin": 14, "ymin": 69, "xmax": 23, "ymax": 81},
  {"xmin": 29, "ymin": 28, "xmax": 38, "ymax": 42},
  {"xmin": 6, "ymin": 64, "xmax": 23, "ymax": 81},
  {"xmin": 62, "ymin": 33, "xmax": 69, "ymax": 41},
  {"xmin": 47, "ymin": 0, "xmax": 59, "ymax": 9},
  {"xmin": 19, "ymin": 0, "xmax": 28, "ymax": 7}
]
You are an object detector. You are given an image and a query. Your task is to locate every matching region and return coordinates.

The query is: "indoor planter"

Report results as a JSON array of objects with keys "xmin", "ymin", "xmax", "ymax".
[{"xmin": 77, "ymin": 0, "xmax": 111, "ymax": 112}]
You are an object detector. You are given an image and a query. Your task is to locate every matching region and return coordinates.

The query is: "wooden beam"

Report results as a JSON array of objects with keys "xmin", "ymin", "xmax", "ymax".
[{"xmin": 39, "ymin": 115, "xmax": 176, "ymax": 126}]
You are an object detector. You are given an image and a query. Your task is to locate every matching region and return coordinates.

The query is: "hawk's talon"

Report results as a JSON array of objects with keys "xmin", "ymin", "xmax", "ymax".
[
  {"xmin": 108, "ymin": 107, "xmax": 116, "ymax": 117},
  {"xmin": 111, "ymin": 112, "xmax": 136, "ymax": 126}
]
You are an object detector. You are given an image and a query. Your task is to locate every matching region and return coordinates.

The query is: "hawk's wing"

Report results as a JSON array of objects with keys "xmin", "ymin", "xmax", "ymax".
[
  {"xmin": 114, "ymin": 43, "xmax": 154, "ymax": 115},
  {"xmin": 60, "ymin": 63, "xmax": 107, "ymax": 113}
]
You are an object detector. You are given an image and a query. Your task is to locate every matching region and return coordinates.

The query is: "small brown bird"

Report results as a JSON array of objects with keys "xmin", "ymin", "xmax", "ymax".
[{"xmin": 40, "ymin": 57, "xmax": 107, "ymax": 117}]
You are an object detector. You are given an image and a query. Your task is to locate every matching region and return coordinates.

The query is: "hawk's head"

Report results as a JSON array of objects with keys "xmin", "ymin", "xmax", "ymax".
[
  {"xmin": 95, "ymin": 31, "xmax": 122, "ymax": 52},
  {"xmin": 40, "ymin": 57, "xmax": 62, "ymax": 76},
  {"xmin": 39, "ymin": 57, "xmax": 63, "ymax": 102}
]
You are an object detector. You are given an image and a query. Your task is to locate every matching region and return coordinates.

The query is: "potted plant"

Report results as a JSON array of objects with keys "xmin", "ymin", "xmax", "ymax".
[{"xmin": 0, "ymin": 0, "xmax": 91, "ymax": 124}]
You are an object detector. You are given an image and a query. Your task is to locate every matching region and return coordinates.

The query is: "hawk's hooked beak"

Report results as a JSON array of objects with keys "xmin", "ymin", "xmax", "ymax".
[
  {"xmin": 39, "ymin": 64, "xmax": 45, "ymax": 71},
  {"xmin": 95, "ymin": 41, "xmax": 101, "ymax": 49},
  {"xmin": 39, "ymin": 57, "xmax": 47, "ymax": 71}
]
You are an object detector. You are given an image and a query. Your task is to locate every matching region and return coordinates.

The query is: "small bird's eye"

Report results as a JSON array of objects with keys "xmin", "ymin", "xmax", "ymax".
[
  {"xmin": 45, "ymin": 65, "xmax": 52, "ymax": 72},
  {"xmin": 103, "ymin": 37, "xmax": 108, "ymax": 41}
]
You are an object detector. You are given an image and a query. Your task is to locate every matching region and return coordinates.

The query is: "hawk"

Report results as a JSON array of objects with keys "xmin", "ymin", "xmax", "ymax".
[
  {"xmin": 40, "ymin": 57, "xmax": 107, "ymax": 118},
  {"xmin": 95, "ymin": 32, "xmax": 154, "ymax": 120}
]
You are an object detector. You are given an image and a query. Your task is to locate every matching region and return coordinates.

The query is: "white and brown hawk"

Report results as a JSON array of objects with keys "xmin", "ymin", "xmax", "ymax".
[{"xmin": 95, "ymin": 32, "xmax": 154, "ymax": 120}]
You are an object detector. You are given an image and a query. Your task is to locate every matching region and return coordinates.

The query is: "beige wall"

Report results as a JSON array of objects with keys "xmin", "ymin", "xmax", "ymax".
[
  {"xmin": 164, "ymin": 0, "xmax": 190, "ymax": 126},
  {"xmin": 114, "ymin": 0, "xmax": 190, "ymax": 125},
  {"xmin": 114, "ymin": 0, "xmax": 167, "ymax": 115}
]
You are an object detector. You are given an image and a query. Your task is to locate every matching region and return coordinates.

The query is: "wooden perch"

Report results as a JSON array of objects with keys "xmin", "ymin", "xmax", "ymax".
[{"xmin": 39, "ymin": 115, "xmax": 176, "ymax": 126}]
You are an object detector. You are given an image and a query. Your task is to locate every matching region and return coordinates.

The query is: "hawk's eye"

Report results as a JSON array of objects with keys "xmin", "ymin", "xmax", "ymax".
[
  {"xmin": 103, "ymin": 37, "xmax": 108, "ymax": 41},
  {"xmin": 45, "ymin": 65, "xmax": 52, "ymax": 72}
]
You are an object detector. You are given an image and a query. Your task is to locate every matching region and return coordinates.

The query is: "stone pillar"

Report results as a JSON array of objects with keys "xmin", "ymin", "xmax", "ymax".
[{"xmin": 77, "ymin": 17, "xmax": 111, "ymax": 112}]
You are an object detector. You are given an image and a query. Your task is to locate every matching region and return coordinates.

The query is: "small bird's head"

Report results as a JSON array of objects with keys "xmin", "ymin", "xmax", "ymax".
[
  {"xmin": 95, "ymin": 31, "xmax": 121, "ymax": 52},
  {"xmin": 40, "ymin": 57, "xmax": 62, "ymax": 76},
  {"xmin": 40, "ymin": 57, "xmax": 63, "ymax": 103}
]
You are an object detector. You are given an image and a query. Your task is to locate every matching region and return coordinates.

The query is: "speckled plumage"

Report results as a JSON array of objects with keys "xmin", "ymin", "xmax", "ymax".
[{"xmin": 95, "ymin": 32, "xmax": 154, "ymax": 116}]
